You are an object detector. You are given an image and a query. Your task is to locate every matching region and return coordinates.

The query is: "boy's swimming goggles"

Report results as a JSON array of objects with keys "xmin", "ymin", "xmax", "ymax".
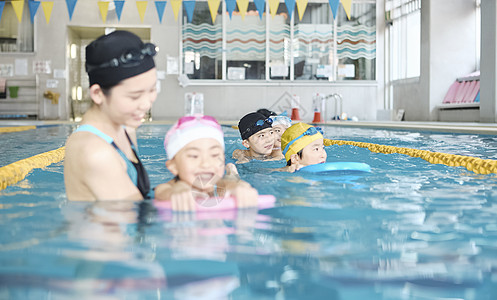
[
  {"xmin": 241, "ymin": 118, "xmax": 273, "ymax": 138},
  {"xmin": 282, "ymin": 127, "xmax": 323, "ymax": 157}
]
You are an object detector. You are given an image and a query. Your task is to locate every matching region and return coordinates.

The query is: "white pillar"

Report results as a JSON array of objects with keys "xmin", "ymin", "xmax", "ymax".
[{"xmin": 480, "ymin": 0, "xmax": 497, "ymax": 123}]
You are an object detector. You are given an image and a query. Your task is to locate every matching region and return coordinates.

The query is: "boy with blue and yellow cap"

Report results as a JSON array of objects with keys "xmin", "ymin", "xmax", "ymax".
[{"xmin": 276, "ymin": 122, "xmax": 327, "ymax": 172}]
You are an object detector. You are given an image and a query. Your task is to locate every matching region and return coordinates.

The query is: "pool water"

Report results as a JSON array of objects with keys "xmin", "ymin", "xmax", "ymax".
[{"xmin": 1, "ymin": 124, "xmax": 497, "ymax": 299}]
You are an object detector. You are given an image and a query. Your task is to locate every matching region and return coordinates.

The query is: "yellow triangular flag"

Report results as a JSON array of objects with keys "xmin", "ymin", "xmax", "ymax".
[
  {"xmin": 341, "ymin": 0, "xmax": 352, "ymax": 20},
  {"xmin": 268, "ymin": 0, "xmax": 279, "ymax": 18},
  {"xmin": 170, "ymin": 0, "xmax": 182, "ymax": 21},
  {"xmin": 11, "ymin": 0, "xmax": 24, "ymax": 23},
  {"xmin": 237, "ymin": 0, "xmax": 249, "ymax": 20},
  {"xmin": 296, "ymin": 0, "xmax": 308, "ymax": 21},
  {"xmin": 207, "ymin": 0, "xmax": 220, "ymax": 23},
  {"xmin": 98, "ymin": 1, "xmax": 110, "ymax": 23},
  {"xmin": 136, "ymin": 0, "xmax": 148, "ymax": 23},
  {"xmin": 41, "ymin": 1, "xmax": 54, "ymax": 24}
]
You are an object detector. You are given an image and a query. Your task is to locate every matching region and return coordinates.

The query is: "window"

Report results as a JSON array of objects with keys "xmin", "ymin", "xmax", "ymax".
[
  {"xmin": 336, "ymin": 1, "xmax": 376, "ymax": 80},
  {"xmin": 226, "ymin": 3, "xmax": 266, "ymax": 80},
  {"xmin": 386, "ymin": 0, "xmax": 421, "ymax": 80},
  {"xmin": 0, "ymin": 1, "xmax": 34, "ymax": 52},
  {"xmin": 182, "ymin": 2, "xmax": 222, "ymax": 79},
  {"xmin": 181, "ymin": 0, "xmax": 376, "ymax": 81},
  {"xmin": 294, "ymin": 3, "xmax": 335, "ymax": 80}
]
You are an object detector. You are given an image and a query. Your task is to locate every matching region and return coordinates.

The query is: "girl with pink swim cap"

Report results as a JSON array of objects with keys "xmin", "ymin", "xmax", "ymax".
[{"xmin": 154, "ymin": 115, "xmax": 259, "ymax": 211}]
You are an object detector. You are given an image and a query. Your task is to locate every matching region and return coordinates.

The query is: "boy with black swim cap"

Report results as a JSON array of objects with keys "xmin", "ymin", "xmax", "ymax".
[{"xmin": 232, "ymin": 112, "xmax": 276, "ymax": 164}]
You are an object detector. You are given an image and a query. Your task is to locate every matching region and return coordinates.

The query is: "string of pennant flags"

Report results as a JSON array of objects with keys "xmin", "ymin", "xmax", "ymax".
[{"xmin": 0, "ymin": 0, "xmax": 352, "ymax": 25}]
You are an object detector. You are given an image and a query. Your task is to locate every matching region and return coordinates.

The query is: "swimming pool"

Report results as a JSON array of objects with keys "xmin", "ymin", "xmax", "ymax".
[{"xmin": 1, "ymin": 124, "xmax": 497, "ymax": 299}]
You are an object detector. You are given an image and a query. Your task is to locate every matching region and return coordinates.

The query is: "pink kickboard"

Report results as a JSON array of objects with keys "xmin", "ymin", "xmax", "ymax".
[
  {"xmin": 443, "ymin": 81, "xmax": 459, "ymax": 103},
  {"xmin": 454, "ymin": 81, "xmax": 469, "ymax": 103},
  {"xmin": 466, "ymin": 81, "xmax": 480, "ymax": 103},
  {"xmin": 154, "ymin": 195, "xmax": 276, "ymax": 212}
]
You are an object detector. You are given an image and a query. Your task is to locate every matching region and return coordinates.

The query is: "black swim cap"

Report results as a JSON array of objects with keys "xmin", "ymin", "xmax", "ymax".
[
  {"xmin": 85, "ymin": 30, "xmax": 156, "ymax": 87},
  {"xmin": 256, "ymin": 108, "xmax": 277, "ymax": 118},
  {"xmin": 238, "ymin": 112, "xmax": 273, "ymax": 140}
]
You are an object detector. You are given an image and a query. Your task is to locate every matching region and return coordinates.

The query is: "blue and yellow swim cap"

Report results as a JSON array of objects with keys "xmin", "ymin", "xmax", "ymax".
[{"xmin": 281, "ymin": 123, "xmax": 323, "ymax": 162}]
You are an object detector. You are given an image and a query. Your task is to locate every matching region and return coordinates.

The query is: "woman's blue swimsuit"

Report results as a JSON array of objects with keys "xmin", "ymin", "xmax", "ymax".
[{"xmin": 74, "ymin": 124, "xmax": 151, "ymax": 199}]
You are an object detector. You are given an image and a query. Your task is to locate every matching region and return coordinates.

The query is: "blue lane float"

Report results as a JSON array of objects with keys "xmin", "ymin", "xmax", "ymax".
[{"xmin": 297, "ymin": 162, "xmax": 372, "ymax": 174}]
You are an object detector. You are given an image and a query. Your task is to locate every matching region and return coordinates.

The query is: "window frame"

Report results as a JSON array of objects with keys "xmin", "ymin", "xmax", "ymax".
[{"xmin": 179, "ymin": 0, "xmax": 377, "ymax": 85}]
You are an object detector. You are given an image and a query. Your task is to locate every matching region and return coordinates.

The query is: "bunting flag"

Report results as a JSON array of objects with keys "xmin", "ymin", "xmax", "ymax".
[
  {"xmin": 0, "ymin": 1, "xmax": 4, "ymax": 23},
  {"xmin": 170, "ymin": 0, "xmax": 181, "ymax": 21},
  {"xmin": 237, "ymin": 0, "xmax": 249, "ymax": 20},
  {"xmin": 207, "ymin": 0, "xmax": 220, "ymax": 23},
  {"xmin": 328, "ymin": 0, "xmax": 339, "ymax": 19},
  {"xmin": 225, "ymin": 0, "xmax": 236, "ymax": 19},
  {"xmin": 155, "ymin": 1, "xmax": 167, "ymax": 23},
  {"xmin": 114, "ymin": 0, "xmax": 125, "ymax": 21},
  {"xmin": 341, "ymin": 0, "xmax": 352, "ymax": 20},
  {"xmin": 268, "ymin": 0, "xmax": 279, "ymax": 18},
  {"xmin": 41, "ymin": 1, "xmax": 54, "ymax": 24},
  {"xmin": 183, "ymin": 0, "xmax": 195, "ymax": 23},
  {"xmin": 7, "ymin": 0, "xmax": 352, "ymax": 24},
  {"xmin": 284, "ymin": 0, "xmax": 295, "ymax": 18},
  {"xmin": 65, "ymin": 0, "xmax": 78, "ymax": 20},
  {"xmin": 28, "ymin": 1, "xmax": 40, "ymax": 23},
  {"xmin": 295, "ymin": 0, "xmax": 308, "ymax": 21},
  {"xmin": 98, "ymin": 1, "xmax": 110, "ymax": 23},
  {"xmin": 136, "ymin": 1, "xmax": 148, "ymax": 23},
  {"xmin": 12, "ymin": 0, "xmax": 24, "ymax": 23},
  {"xmin": 254, "ymin": 0, "xmax": 265, "ymax": 20}
]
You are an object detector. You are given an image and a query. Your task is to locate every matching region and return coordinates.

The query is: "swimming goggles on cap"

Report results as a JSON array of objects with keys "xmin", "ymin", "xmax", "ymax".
[
  {"xmin": 282, "ymin": 126, "xmax": 323, "ymax": 156},
  {"xmin": 176, "ymin": 114, "xmax": 220, "ymax": 129},
  {"xmin": 86, "ymin": 43, "xmax": 158, "ymax": 73},
  {"xmin": 242, "ymin": 118, "xmax": 273, "ymax": 137}
]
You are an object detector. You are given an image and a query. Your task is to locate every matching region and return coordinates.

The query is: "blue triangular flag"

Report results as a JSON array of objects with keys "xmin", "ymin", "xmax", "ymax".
[
  {"xmin": 183, "ymin": 0, "xmax": 195, "ymax": 23},
  {"xmin": 328, "ymin": 0, "xmax": 339, "ymax": 19},
  {"xmin": 284, "ymin": 0, "xmax": 295, "ymax": 18},
  {"xmin": 28, "ymin": 1, "xmax": 41, "ymax": 23},
  {"xmin": 0, "ymin": 1, "xmax": 6, "ymax": 23},
  {"xmin": 254, "ymin": 0, "xmax": 265, "ymax": 20},
  {"xmin": 155, "ymin": 1, "xmax": 167, "ymax": 23},
  {"xmin": 65, "ymin": 0, "xmax": 78, "ymax": 20},
  {"xmin": 114, "ymin": 1, "xmax": 125, "ymax": 21},
  {"xmin": 226, "ymin": 0, "xmax": 236, "ymax": 19}
]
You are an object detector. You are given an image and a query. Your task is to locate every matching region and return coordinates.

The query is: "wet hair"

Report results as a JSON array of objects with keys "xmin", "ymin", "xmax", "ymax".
[{"xmin": 286, "ymin": 149, "xmax": 303, "ymax": 166}]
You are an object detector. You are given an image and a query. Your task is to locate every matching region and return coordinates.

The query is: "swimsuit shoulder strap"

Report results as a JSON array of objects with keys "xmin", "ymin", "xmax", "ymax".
[
  {"xmin": 74, "ymin": 124, "xmax": 140, "ymax": 188},
  {"xmin": 74, "ymin": 124, "xmax": 113, "ymax": 144}
]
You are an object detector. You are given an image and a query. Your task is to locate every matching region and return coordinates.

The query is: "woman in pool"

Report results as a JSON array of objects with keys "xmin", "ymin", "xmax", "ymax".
[
  {"xmin": 154, "ymin": 115, "xmax": 259, "ymax": 211},
  {"xmin": 275, "ymin": 122, "xmax": 327, "ymax": 173},
  {"xmin": 64, "ymin": 30, "xmax": 157, "ymax": 201}
]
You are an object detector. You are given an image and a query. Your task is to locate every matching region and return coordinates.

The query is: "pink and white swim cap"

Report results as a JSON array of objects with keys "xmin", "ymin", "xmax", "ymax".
[{"xmin": 164, "ymin": 115, "xmax": 225, "ymax": 159}]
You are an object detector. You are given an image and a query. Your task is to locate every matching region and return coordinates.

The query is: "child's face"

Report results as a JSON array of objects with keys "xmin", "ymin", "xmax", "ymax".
[
  {"xmin": 167, "ymin": 138, "xmax": 225, "ymax": 192},
  {"xmin": 299, "ymin": 138, "xmax": 327, "ymax": 166},
  {"xmin": 272, "ymin": 124, "xmax": 288, "ymax": 149},
  {"xmin": 246, "ymin": 127, "xmax": 274, "ymax": 155}
]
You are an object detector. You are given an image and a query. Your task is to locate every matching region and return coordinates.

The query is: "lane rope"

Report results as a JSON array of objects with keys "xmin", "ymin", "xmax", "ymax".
[
  {"xmin": 0, "ymin": 147, "xmax": 65, "ymax": 191},
  {"xmin": 324, "ymin": 139, "xmax": 497, "ymax": 175},
  {"xmin": 0, "ymin": 126, "xmax": 36, "ymax": 133}
]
